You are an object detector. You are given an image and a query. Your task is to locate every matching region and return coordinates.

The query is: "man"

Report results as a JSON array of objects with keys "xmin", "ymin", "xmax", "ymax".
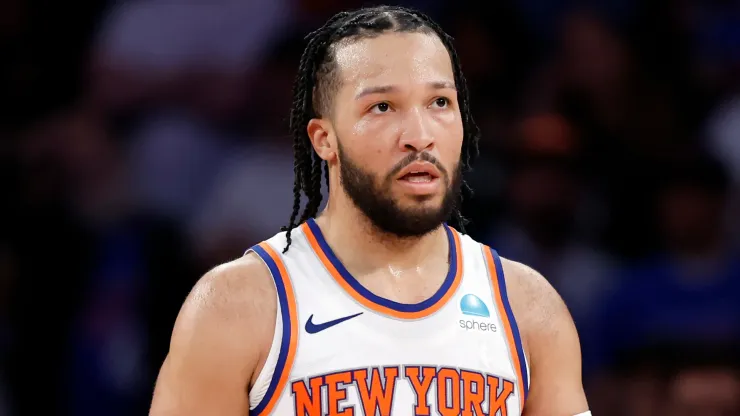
[{"xmin": 150, "ymin": 6, "xmax": 590, "ymax": 415}]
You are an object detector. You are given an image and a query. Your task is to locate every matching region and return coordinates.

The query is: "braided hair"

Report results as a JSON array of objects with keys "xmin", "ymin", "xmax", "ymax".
[{"xmin": 282, "ymin": 5, "xmax": 480, "ymax": 253}]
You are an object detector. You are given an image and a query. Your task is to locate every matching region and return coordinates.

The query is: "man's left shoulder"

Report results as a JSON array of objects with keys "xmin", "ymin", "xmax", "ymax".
[
  {"xmin": 498, "ymin": 257, "xmax": 578, "ymax": 353},
  {"xmin": 494, "ymin": 257, "xmax": 590, "ymax": 413}
]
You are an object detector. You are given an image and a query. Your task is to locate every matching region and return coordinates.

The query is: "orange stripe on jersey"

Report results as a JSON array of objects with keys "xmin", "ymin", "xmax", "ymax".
[
  {"xmin": 483, "ymin": 246, "xmax": 527, "ymax": 411},
  {"xmin": 300, "ymin": 219, "xmax": 463, "ymax": 319},
  {"xmin": 250, "ymin": 242, "xmax": 299, "ymax": 415}
]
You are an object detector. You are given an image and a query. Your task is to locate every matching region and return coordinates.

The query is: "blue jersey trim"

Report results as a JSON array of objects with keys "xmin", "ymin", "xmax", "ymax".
[
  {"xmin": 305, "ymin": 218, "xmax": 459, "ymax": 313},
  {"xmin": 490, "ymin": 247, "xmax": 529, "ymax": 401},
  {"xmin": 249, "ymin": 244, "xmax": 294, "ymax": 415}
]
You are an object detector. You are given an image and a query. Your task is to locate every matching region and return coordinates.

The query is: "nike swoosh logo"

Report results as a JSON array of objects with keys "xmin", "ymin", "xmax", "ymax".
[{"xmin": 305, "ymin": 312, "xmax": 364, "ymax": 334}]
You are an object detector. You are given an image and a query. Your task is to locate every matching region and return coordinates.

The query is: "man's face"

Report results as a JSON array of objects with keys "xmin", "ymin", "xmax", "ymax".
[{"xmin": 316, "ymin": 31, "xmax": 464, "ymax": 237}]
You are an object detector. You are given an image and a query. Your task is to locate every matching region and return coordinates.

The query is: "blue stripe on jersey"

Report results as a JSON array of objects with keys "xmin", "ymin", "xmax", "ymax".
[
  {"xmin": 250, "ymin": 244, "xmax": 294, "ymax": 415},
  {"xmin": 490, "ymin": 247, "xmax": 529, "ymax": 401},
  {"xmin": 305, "ymin": 218, "xmax": 459, "ymax": 313}
]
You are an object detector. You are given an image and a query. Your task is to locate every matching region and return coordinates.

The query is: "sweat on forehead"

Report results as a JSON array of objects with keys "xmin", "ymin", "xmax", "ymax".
[
  {"xmin": 312, "ymin": 30, "xmax": 445, "ymax": 118},
  {"xmin": 334, "ymin": 32, "xmax": 452, "ymax": 84}
]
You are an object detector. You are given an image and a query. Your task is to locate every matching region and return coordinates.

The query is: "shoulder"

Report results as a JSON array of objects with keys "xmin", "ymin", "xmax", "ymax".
[
  {"xmin": 498, "ymin": 257, "xmax": 579, "ymax": 361},
  {"xmin": 179, "ymin": 252, "xmax": 276, "ymax": 326},
  {"xmin": 499, "ymin": 257, "xmax": 589, "ymax": 413},
  {"xmin": 150, "ymin": 252, "xmax": 280, "ymax": 413},
  {"xmin": 169, "ymin": 252, "xmax": 278, "ymax": 381}
]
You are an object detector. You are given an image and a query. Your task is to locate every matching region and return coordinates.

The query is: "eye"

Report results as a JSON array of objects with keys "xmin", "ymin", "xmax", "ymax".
[
  {"xmin": 432, "ymin": 97, "xmax": 450, "ymax": 108},
  {"xmin": 370, "ymin": 102, "xmax": 391, "ymax": 114}
]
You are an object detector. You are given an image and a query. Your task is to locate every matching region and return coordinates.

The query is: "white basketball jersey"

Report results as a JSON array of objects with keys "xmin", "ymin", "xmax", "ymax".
[{"xmin": 247, "ymin": 219, "xmax": 529, "ymax": 415}]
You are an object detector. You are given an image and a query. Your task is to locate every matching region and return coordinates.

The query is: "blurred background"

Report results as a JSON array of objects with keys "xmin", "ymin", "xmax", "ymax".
[{"xmin": 1, "ymin": 0, "xmax": 740, "ymax": 415}]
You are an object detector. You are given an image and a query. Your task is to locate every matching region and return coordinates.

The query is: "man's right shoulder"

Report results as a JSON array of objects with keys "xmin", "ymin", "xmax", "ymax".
[
  {"xmin": 180, "ymin": 252, "xmax": 277, "ymax": 326},
  {"xmin": 151, "ymin": 253, "xmax": 278, "ymax": 414},
  {"xmin": 199, "ymin": 252, "xmax": 276, "ymax": 301},
  {"xmin": 171, "ymin": 252, "xmax": 277, "ymax": 350}
]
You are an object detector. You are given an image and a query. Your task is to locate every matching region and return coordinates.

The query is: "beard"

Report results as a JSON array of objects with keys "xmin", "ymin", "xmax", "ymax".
[{"xmin": 337, "ymin": 141, "xmax": 462, "ymax": 238}]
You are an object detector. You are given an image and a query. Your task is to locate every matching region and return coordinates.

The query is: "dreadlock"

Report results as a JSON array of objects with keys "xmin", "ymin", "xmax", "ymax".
[{"xmin": 282, "ymin": 5, "xmax": 481, "ymax": 253}]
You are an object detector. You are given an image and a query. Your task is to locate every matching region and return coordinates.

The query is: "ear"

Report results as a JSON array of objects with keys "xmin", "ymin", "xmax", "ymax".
[{"xmin": 307, "ymin": 118, "xmax": 337, "ymax": 162}]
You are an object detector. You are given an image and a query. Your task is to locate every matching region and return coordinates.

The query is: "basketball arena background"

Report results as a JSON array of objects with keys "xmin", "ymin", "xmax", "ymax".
[{"xmin": 2, "ymin": 0, "xmax": 740, "ymax": 414}]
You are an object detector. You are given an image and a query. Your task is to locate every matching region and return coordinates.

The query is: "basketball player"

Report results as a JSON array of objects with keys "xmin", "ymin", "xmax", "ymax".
[{"xmin": 150, "ymin": 6, "xmax": 590, "ymax": 416}]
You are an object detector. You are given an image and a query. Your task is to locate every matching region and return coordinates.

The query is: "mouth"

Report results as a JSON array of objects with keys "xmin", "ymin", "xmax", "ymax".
[
  {"xmin": 396, "ymin": 161, "xmax": 441, "ymax": 182},
  {"xmin": 395, "ymin": 161, "xmax": 442, "ymax": 194},
  {"xmin": 399, "ymin": 171, "xmax": 437, "ymax": 183}
]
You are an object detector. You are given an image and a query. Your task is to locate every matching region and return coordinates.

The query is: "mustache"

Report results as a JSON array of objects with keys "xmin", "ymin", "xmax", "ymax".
[{"xmin": 388, "ymin": 152, "xmax": 448, "ymax": 179}]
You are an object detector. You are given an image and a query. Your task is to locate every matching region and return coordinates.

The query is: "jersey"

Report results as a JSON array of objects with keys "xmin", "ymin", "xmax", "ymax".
[{"xmin": 247, "ymin": 219, "xmax": 529, "ymax": 415}]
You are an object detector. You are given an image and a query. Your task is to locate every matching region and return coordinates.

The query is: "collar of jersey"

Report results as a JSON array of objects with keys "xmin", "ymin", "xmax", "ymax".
[{"xmin": 300, "ymin": 218, "xmax": 463, "ymax": 319}]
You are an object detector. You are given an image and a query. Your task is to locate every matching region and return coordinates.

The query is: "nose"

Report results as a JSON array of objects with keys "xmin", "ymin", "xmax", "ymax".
[{"xmin": 398, "ymin": 107, "xmax": 435, "ymax": 152}]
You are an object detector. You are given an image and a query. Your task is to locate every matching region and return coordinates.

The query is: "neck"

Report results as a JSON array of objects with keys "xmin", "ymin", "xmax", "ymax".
[{"xmin": 314, "ymin": 192, "xmax": 448, "ymax": 274}]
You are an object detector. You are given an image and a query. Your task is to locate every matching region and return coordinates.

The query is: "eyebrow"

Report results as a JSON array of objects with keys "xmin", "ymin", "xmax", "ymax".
[{"xmin": 354, "ymin": 81, "xmax": 457, "ymax": 100}]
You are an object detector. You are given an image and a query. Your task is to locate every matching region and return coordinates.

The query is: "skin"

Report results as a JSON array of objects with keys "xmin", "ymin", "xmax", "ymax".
[{"xmin": 150, "ymin": 31, "xmax": 589, "ymax": 416}]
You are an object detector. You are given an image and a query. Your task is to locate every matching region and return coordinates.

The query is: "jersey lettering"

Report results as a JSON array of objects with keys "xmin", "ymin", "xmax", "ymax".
[{"xmin": 290, "ymin": 365, "xmax": 514, "ymax": 415}]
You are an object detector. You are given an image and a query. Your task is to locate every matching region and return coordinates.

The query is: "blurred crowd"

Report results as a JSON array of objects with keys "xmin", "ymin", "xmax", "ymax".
[{"xmin": 2, "ymin": 0, "xmax": 740, "ymax": 415}]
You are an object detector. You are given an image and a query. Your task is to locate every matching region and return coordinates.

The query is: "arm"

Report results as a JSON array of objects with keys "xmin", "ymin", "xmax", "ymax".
[
  {"xmin": 502, "ymin": 259, "xmax": 590, "ymax": 416},
  {"xmin": 149, "ymin": 254, "xmax": 276, "ymax": 415}
]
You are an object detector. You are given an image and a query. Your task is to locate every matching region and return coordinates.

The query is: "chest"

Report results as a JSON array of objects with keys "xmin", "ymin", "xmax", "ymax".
[{"xmin": 286, "ymin": 293, "xmax": 521, "ymax": 416}]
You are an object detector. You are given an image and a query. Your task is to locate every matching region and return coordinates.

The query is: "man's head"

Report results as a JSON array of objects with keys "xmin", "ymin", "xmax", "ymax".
[{"xmin": 283, "ymin": 5, "xmax": 479, "ymax": 251}]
